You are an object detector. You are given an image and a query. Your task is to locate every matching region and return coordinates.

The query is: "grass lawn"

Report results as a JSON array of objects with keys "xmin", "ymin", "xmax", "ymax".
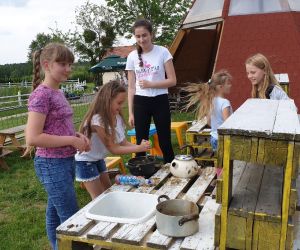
[{"xmin": 0, "ymin": 110, "xmax": 194, "ymax": 250}]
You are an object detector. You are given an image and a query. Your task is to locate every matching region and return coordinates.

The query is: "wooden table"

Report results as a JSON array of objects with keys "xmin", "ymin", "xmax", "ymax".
[
  {"xmin": 57, "ymin": 165, "xmax": 218, "ymax": 250},
  {"xmin": 216, "ymin": 99, "xmax": 300, "ymax": 250},
  {"xmin": 0, "ymin": 124, "xmax": 26, "ymax": 169}
]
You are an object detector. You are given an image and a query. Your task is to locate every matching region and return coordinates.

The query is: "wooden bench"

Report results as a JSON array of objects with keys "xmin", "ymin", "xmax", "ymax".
[{"xmin": 0, "ymin": 124, "xmax": 26, "ymax": 170}]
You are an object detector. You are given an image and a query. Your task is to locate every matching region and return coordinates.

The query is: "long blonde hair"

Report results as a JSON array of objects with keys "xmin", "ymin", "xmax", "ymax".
[
  {"xmin": 245, "ymin": 53, "xmax": 281, "ymax": 99},
  {"xmin": 184, "ymin": 70, "xmax": 232, "ymax": 120},
  {"xmin": 32, "ymin": 42, "xmax": 74, "ymax": 90},
  {"xmin": 79, "ymin": 80, "xmax": 126, "ymax": 141}
]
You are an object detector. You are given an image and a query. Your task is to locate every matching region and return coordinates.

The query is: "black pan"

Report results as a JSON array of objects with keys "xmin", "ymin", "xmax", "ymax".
[{"xmin": 127, "ymin": 156, "xmax": 159, "ymax": 178}]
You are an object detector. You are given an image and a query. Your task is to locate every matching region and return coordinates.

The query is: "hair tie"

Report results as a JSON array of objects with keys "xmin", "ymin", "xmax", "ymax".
[{"xmin": 208, "ymin": 79, "xmax": 212, "ymax": 85}]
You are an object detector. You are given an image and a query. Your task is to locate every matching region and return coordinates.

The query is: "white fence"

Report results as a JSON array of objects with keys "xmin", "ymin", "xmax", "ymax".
[{"xmin": 0, "ymin": 79, "xmax": 85, "ymax": 89}]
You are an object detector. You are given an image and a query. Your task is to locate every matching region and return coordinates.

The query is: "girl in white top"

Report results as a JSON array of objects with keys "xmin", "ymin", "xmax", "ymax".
[
  {"xmin": 245, "ymin": 53, "xmax": 290, "ymax": 100},
  {"xmin": 75, "ymin": 80, "xmax": 151, "ymax": 199},
  {"xmin": 126, "ymin": 19, "xmax": 177, "ymax": 163},
  {"xmin": 184, "ymin": 70, "xmax": 233, "ymax": 152}
]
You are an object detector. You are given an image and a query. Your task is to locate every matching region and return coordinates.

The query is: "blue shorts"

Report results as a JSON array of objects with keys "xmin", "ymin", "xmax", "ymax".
[
  {"xmin": 75, "ymin": 159, "xmax": 107, "ymax": 182},
  {"xmin": 210, "ymin": 136, "xmax": 218, "ymax": 152}
]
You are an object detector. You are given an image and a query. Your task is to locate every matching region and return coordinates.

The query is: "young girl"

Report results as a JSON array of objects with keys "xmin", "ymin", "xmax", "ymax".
[
  {"xmin": 245, "ymin": 53, "xmax": 290, "ymax": 100},
  {"xmin": 126, "ymin": 19, "xmax": 177, "ymax": 163},
  {"xmin": 75, "ymin": 80, "xmax": 151, "ymax": 199},
  {"xmin": 25, "ymin": 43, "xmax": 90, "ymax": 250},
  {"xmin": 184, "ymin": 70, "xmax": 233, "ymax": 152}
]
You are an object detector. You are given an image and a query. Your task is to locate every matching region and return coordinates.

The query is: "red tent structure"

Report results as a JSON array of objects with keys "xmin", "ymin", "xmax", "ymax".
[{"xmin": 170, "ymin": 0, "xmax": 300, "ymax": 109}]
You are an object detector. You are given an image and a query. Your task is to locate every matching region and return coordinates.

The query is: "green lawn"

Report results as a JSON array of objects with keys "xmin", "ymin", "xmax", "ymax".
[{"xmin": 0, "ymin": 110, "xmax": 194, "ymax": 250}]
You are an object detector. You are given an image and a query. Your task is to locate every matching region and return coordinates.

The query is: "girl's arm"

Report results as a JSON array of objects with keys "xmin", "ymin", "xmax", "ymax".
[
  {"xmin": 222, "ymin": 107, "xmax": 231, "ymax": 121},
  {"xmin": 139, "ymin": 59, "xmax": 177, "ymax": 89},
  {"xmin": 26, "ymin": 111, "xmax": 88, "ymax": 152},
  {"xmin": 127, "ymin": 70, "xmax": 136, "ymax": 128},
  {"xmin": 93, "ymin": 125, "xmax": 150, "ymax": 155}
]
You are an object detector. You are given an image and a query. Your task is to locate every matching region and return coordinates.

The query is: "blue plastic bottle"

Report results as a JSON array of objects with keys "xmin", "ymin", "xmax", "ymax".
[{"xmin": 115, "ymin": 175, "xmax": 154, "ymax": 186}]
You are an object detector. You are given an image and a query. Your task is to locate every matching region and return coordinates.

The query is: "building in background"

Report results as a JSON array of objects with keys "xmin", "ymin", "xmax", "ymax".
[{"xmin": 170, "ymin": 0, "xmax": 300, "ymax": 109}]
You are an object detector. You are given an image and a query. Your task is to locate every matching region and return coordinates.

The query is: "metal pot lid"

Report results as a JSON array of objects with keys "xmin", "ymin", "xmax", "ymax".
[{"xmin": 174, "ymin": 155, "xmax": 194, "ymax": 161}]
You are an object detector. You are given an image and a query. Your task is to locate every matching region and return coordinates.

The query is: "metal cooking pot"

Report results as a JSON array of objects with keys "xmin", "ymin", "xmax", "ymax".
[
  {"xmin": 127, "ymin": 156, "xmax": 159, "ymax": 178},
  {"xmin": 156, "ymin": 195, "xmax": 199, "ymax": 237}
]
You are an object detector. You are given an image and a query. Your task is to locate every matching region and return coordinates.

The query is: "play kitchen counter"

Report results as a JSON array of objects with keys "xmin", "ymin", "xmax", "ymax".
[
  {"xmin": 56, "ymin": 165, "xmax": 218, "ymax": 250},
  {"xmin": 216, "ymin": 99, "xmax": 300, "ymax": 250}
]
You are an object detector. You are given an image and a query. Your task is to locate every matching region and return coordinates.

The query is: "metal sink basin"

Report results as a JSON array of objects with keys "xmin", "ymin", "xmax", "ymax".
[{"xmin": 85, "ymin": 191, "xmax": 158, "ymax": 224}]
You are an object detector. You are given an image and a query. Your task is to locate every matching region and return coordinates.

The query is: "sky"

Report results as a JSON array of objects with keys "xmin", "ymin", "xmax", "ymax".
[{"xmin": 0, "ymin": 0, "xmax": 132, "ymax": 65}]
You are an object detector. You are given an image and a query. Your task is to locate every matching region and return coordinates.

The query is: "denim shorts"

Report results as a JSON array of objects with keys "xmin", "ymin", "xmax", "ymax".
[
  {"xmin": 75, "ymin": 159, "xmax": 107, "ymax": 182},
  {"xmin": 210, "ymin": 136, "xmax": 218, "ymax": 152}
]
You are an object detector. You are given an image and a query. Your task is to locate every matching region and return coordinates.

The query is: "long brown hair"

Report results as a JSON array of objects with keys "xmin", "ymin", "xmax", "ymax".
[
  {"xmin": 24, "ymin": 43, "xmax": 74, "ymax": 157},
  {"xmin": 184, "ymin": 70, "xmax": 232, "ymax": 120},
  {"xmin": 32, "ymin": 42, "xmax": 74, "ymax": 90},
  {"xmin": 245, "ymin": 53, "xmax": 280, "ymax": 99},
  {"xmin": 79, "ymin": 80, "xmax": 126, "ymax": 141},
  {"xmin": 132, "ymin": 19, "xmax": 153, "ymax": 67}
]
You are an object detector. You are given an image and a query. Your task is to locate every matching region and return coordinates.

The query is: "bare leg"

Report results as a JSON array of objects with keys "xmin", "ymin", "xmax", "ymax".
[
  {"xmin": 83, "ymin": 178, "xmax": 104, "ymax": 200},
  {"xmin": 99, "ymin": 172, "xmax": 112, "ymax": 191}
]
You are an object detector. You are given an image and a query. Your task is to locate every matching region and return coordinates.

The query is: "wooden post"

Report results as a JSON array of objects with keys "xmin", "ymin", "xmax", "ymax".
[
  {"xmin": 280, "ymin": 142, "xmax": 294, "ymax": 249},
  {"xmin": 220, "ymin": 135, "xmax": 233, "ymax": 249}
]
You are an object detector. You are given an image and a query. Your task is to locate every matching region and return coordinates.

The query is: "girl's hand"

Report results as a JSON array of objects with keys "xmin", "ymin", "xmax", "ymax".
[
  {"xmin": 73, "ymin": 134, "xmax": 90, "ymax": 152},
  {"xmin": 139, "ymin": 80, "xmax": 151, "ymax": 89},
  {"xmin": 140, "ymin": 139, "xmax": 151, "ymax": 151},
  {"xmin": 128, "ymin": 114, "xmax": 135, "ymax": 128}
]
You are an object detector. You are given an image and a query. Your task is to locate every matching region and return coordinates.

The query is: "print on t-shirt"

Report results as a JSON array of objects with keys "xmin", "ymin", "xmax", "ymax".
[{"xmin": 135, "ymin": 60, "xmax": 159, "ymax": 80}]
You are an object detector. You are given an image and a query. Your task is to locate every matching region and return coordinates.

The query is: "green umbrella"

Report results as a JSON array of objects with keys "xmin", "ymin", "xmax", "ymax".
[{"xmin": 90, "ymin": 54, "xmax": 127, "ymax": 73}]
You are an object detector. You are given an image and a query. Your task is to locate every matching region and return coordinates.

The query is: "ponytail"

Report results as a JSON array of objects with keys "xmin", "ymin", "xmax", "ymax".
[
  {"xmin": 183, "ymin": 70, "xmax": 232, "ymax": 120},
  {"xmin": 137, "ymin": 45, "xmax": 143, "ymax": 67},
  {"xmin": 32, "ymin": 49, "xmax": 42, "ymax": 90}
]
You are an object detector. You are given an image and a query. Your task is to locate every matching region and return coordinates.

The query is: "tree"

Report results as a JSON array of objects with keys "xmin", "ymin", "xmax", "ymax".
[
  {"xmin": 106, "ymin": 0, "xmax": 191, "ymax": 46},
  {"xmin": 27, "ymin": 32, "xmax": 64, "ymax": 62},
  {"xmin": 64, "ymin": 1, "xmax": 116, "ymax": 66}
]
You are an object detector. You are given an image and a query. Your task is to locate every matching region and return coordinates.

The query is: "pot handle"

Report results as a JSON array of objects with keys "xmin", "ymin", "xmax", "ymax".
[
  {"xmin": 178, "ymin": 213, "xmax": 199, "ymax": 226},
  {"xmin": 157, "ymin": 194, "xmax": 170, "ymax": 203}
]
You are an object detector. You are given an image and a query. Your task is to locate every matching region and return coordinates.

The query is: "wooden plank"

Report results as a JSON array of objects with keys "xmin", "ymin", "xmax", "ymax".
[
  {"xmin": 112, "ymin": 176, "xmax": 190, "ymax": 245},
  {"xmin": 273, "ymin": 100, "xmax": 299, "ymax": 140},
  {"xmin": 229, "ymin": 163, "xmax": 264, "ymax": 217},
  {"xmin": 217, "ymin": 135, "xmax": 224, "ymax": 167},
  {"xmin": 86, "ymin": 221, "xmax": 118, "ymax": 240},
  {"xmin": 226, "ymin": 214, "xmax": 247, "ymax": 249},
  {"xmin": 293, "ymin": 211, "xmax": 300, "ymax": 250},
  {"xmin": 218, "ymin": 99, "xmax": 279, "ymax": 138},
  {"xmin": 182, "ymin": 167, "xmax": 215, "ymax": 203},
  {"xmin": 255, "ymin": 165, "xmax": 283, "ymax": 222},
  {"xmin": 252, "ymin": 220, "xmax": 281, "ymax": 250},
  {"xmin": 219, "ymin": 135, "xmax": 232, "ymax": 249},
  {"xmin": 293, "ymin": 142, "xmax": 300, "ymax": 179},
  {"xmin": 0, "ymin": 124, "xmax": 26, "ymax": 135},
  {"xmin": 214, "ymin": 205, "xmax": 221, "ymax": 247},
  {"xmin": 180, "ymin": 199, "xmax": 219, "ymax": 250},
  {"xmin": 297, "ymin": 174, "xmax": 300, "ymax": 211},
  {"xmin": 146, "ymin": 229, "xmax": 173, "ymax": 249},
  {"xmin": 280, "ymin": 142, "xmax": 294, "ymax": 249},
  {"xmin": 134, "ymin": 164, "xmax": 170, "ymax": 193}
]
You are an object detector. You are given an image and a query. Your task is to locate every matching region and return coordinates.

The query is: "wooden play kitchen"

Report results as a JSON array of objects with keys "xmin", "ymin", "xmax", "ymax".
[
  {"xmin": 56, "ymin": 165, "xmax": 218, "ymax": 249},
  {"xmin": 215, "ymin": 99, "xmax": 300, "ymax": 250},
  {"xmin": 185, "ymin": 118, "xmax": 217, "ymax": 166}
]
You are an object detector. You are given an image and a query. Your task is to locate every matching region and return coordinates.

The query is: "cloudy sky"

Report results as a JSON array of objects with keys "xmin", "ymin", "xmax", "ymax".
[{"xmin": 0, "ymin": 0, "xmax": 131, "ymax": 65}]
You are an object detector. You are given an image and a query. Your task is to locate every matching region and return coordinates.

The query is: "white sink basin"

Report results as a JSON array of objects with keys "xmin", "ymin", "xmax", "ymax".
[{"xmin": 86, "ymin": 191, "xmax": 158, "ymax": 224}]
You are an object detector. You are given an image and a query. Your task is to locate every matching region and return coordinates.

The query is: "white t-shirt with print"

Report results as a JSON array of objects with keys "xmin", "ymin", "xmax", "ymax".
[
  {"xmin": 211, "ymin": 97, "xmax": 233, "ymax": 139},
  {"xmin": 125, "ymin": 45, "xmax": 173, "ymax": 97},
  {"xmin": 75, "ymin": 114, "xmax": 126, "ymax": 161}
]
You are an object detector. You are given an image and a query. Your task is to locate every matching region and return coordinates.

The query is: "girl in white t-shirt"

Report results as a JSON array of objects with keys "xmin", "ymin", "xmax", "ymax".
[
  {"xmin": 75, "ymin": 80, "xmax": 151, "ymax": 199},
  {"xmin": 184, "ymin": 70, "xmax": 233, "ymax": 154},
  {"xmin": 126, "ymin": 19, "xmax": 177, "ymax": 163}
]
